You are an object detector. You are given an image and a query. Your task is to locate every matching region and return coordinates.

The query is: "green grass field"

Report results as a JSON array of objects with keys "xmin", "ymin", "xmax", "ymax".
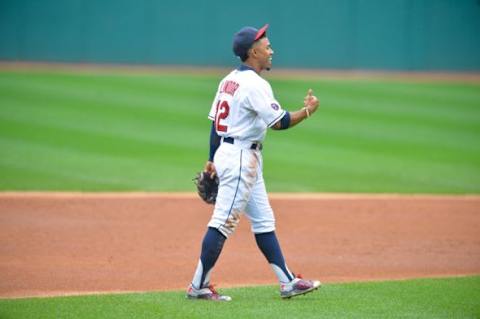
[
  {"xmin": 1, "ymin": 276, "xmax": 479, "ymax": 319},
  {"xmin": 0, "ymin": 69, "xmax": 479, "ymax": 193}
]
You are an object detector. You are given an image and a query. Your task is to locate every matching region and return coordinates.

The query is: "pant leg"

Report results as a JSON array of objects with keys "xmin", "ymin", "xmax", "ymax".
[
  {"xmin": 208, "ymin": 144, "xmax": 258, "ymax": 237},
  {"xmin": 244, "ymin": 153, "xmax": 275, "ymax": 234}
]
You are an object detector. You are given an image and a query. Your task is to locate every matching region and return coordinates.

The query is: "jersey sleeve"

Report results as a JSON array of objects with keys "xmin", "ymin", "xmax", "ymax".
[
  {"xmin": 208, "ymin": 95, "xmax": 218, "ymax": 121},
  {"xmin": 248, "ymin": 81, "xmax": 286, "ymax": 127},
  {"xmin": 208, "ymin": 82, "xmax": 223, "ymax": 121}
]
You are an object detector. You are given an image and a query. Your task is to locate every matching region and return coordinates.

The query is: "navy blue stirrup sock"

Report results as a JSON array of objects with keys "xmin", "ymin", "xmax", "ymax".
[
  {"xmin": 198, "ymin": 227, "xmax": 226, "ymax": 288},
  {"xmin": 255, "ymin": 231, "xmax": 294, "ymax": 282}
]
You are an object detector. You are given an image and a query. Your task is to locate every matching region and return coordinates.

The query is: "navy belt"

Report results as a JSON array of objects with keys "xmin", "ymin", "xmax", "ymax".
[{"xmin": 223, "ymin": 137, "xmax": 263, "ymax": 150}]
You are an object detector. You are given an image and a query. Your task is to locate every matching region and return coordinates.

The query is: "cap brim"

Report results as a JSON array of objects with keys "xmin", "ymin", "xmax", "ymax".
[{"xmin": 255, "ymin": 24, "xmax": 269, "ymax": 41}]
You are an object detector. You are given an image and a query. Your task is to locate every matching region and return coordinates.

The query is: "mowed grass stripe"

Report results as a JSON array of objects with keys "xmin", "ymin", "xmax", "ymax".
[
  {"xmin": 275, "ymin": 79, "xmax": 480, "ymax": 131},
  {"xmin": 0, "ymin": 101, "xmax": 207, "ymax": 154},
  {"xmin": 0, "ymin": 276, "xmax": 478, "ymax": 319},
  {"xmin": 0, "ymin": 163, "xmax": 134, "ymax": 191},
  {"xmin": 0, "ymin": 71, "xmax": 216, "ymax": 116},
  {"xmin": 296, "ymin": 123, "xmax": 479, "ymax": 165},
  {"xmin": 0, "ymin": 75, "xmax": 211, "ymax": 122},
  {"xmin": 0, "ymin": 70, "xmax": 479, "ymax": 192},
  {"xmin": 324, "ymin": 97, "xmax": 479, "ymax": 136},
  {"xmin": 274, "ymin": 80, "xmax": 480, "ymax": 132},
  {"xmin": 0, "ymin": 136, "xmax": 198, "ymax": 191},
  {"xmin": 264, "ymin": 153, "xmax": 478, "ymax": 193}
]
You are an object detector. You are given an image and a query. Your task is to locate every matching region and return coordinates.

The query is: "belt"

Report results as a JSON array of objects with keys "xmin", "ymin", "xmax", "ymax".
[{"xmin": 223, "ymin": 137, "xmax": 263, "ymax": 151}]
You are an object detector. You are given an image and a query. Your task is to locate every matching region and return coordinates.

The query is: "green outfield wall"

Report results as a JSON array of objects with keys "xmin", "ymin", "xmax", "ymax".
[{"xmin": 1, "ymin": 0, "xmax": 479, "ymax": 71}]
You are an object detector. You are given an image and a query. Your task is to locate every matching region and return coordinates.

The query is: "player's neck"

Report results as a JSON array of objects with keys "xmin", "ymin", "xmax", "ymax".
[{"xmin": 243, "ymin": 60, "xmax": 262, "ymax": 75}]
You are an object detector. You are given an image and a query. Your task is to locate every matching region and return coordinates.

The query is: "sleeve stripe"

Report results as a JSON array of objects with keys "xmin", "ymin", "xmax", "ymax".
[{"xmin": 267, "ymin": 110, "xmax": 286, "ymax": 128}]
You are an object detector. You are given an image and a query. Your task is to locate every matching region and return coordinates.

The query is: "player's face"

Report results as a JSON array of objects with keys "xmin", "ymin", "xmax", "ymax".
[{"xmin": 253, "ymin": 37, "xmax": 274, "ymax": 71}]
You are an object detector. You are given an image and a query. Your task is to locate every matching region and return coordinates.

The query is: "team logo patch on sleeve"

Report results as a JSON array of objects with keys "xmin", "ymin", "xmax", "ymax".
[{"xmin": 271, "ymin": 103, "xmax": 279, "ymax": 110}]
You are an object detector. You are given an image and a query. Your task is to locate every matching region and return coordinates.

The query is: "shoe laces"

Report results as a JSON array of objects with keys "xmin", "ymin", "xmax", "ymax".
[{"xmin": 208, "ymin": 284, "xmax": 219, "ymax": 295}]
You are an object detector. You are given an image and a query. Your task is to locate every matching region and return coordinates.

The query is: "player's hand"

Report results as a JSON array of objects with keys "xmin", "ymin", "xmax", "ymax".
[
  {"xmin": 304, "ymin": 89, "xmax": 319, "ymax": 114},
  {"xmin": 204, "ymin": 161, "xmax": 217, "ymax": 179}
]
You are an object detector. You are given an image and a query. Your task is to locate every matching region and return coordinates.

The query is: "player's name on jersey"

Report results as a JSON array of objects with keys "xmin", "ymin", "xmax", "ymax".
[{"xmin": 220, "ymin": 80, "xmax": 240, "ymax": 96}]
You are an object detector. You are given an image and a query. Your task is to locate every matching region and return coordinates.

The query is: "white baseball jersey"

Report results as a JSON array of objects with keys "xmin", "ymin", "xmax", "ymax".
[{"xmin": 208, "ymin": 68, "xmax": 286, "ymax": 142}]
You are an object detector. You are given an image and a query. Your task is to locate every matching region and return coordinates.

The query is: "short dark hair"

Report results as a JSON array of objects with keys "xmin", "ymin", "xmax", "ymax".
[{"xmin": 239, "ymin": 35, "xmax": 266, "ymax": 62}]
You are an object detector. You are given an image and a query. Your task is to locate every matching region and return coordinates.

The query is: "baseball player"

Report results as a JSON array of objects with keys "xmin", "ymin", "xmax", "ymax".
[{"xmin": 187, "ymin": 24, "xmax": 321, "ymax": 301}]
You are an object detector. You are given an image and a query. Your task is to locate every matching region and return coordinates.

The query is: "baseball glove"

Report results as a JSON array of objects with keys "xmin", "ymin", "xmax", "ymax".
[{"xmin": 194, "ymin": 171, "xmax": 219, "ymax": 204}]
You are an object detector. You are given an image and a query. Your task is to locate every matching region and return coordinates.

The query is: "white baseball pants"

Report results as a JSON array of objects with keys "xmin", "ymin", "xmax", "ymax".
[{"xmin": 208, "ymin": 141, "xmax": 275, "ymax": 237}]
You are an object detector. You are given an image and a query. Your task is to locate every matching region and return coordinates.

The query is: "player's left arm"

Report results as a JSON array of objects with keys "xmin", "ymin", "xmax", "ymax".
[
  {"xmin": 204, "ymin": 85, "xmax": 223, "ymax": 177},
  {"xmin": 205, "ymin": 121, "xmax": 220, "ymax": 177},
  {"xmin": 272, "ymin": 89, "xmax": 320, "ymax": 130}
]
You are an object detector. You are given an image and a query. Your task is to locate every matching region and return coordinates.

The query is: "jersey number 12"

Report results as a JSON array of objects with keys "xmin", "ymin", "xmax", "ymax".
[{"xmin": 215, "ymin": 100, "xmax": 230, "ymax": 132}]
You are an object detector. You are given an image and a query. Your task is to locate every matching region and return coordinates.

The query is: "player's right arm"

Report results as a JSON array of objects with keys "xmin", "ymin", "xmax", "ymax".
[{"xmin": 272, "ymin": 89, "xmax": 319, "ymax": 130}]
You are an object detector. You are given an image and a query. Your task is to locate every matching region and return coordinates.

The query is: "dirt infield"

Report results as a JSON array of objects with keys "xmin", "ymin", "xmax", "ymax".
[{"xmin": 0, "ymin": 193, "xmax": 479, "ymax": 298}]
